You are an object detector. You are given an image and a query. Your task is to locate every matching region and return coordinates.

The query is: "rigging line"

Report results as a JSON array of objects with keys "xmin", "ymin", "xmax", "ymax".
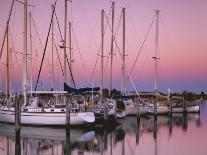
[
  {"xmin": 129, "ymin": 19, "xmax": 154, "ymax": 76},
  {"xmin": 104, "ymin": 10, "xmax": 122, "ymax": 58},
  {"xmin": 0, "ymin": 0, "xmax": 15, "ymax": 61},
  {"xmin": 71, "ymin": 26, "xmax": 86, "ymax": 69},
  {"xmin": 15, "ymin": 0, "xmax": 34, "ymax": 7},
  {"xmin": 34, "ymin": 0, "xmax": 57, "ymax": 91},
  {"xmin": 31, "ymin": 14, "xmax": 51, "ymax": 72},
  {"xmin": 55, "ymin": 11, "xmax": 63, "ymax": 40},
  {"xmin": 54, "ymin": 38, "xmax": 64, "ymax": 76},
  {"xmin": 9, "ymin": 28, "xmax": 22, "ymax": 92},
  {"xmin": 66, "ymin": 53, "xmax": 76, "ymax": 89},
  {"xmin": 89, "ymin": 5, "xmax": 113, "ymax": 84},
  {"xmin": 9, "ymin": 28, "xmax": 22, "ymax": 72},
  {"xmin": 104, "ymin": 52, "xmax": 110, "ymax": 73},
  {"xmin": 90, "ymin": 7, "xmax": 113, "ymax": 82},
  {"xmin": 90, "ymin": 53, "xmax": 99, "ymax": 81}
]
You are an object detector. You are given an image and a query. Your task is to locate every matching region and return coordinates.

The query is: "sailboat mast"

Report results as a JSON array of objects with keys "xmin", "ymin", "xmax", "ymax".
[
  {"xmin": 100, "ymin": 9, "xmax": 104, "ymax": 104},
  {"xmin": 153, "ymin": 10, "xmax": 159, "ymax": 92},
  {"xmin": 23, "ymin": 0, "xmax": 28, "ymax": 105},
  {"xmin": 109, "ymin": 2, "xmax": 115, "ymax": 96},
  {"xmin": 121, "ymin": 8, "xmax": 126, "ymax": 95},
  {"xmin": 64, "ymin": 0, "xmax": 68, "ymax": 84},
  {"xmin": 51, "ymin": 4, "xmax": 55, "ymax": 90},
  {"xmin": 0, "ymin": 0, "xmax": 14, "ymax": 61},
  {"xmin": 29, "ymin": 12, "xmax": 33, "ymax": 92},
  {"xmin": 6, "ymin": 25, "xmax": 10, "ymax": 98},
  {"xmin": 69, "ymin": 22, "xmax": 72, "ymax": 85}
]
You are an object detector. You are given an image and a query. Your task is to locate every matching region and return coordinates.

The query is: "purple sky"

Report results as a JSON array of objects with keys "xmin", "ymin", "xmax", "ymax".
[{"xmin": 0, "ymin": 0, "xmax": 207, "ymax": 93}]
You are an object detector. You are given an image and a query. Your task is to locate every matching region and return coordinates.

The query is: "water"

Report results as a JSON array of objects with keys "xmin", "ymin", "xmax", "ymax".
[{"xmin": 0, "ymin": 101, "xmax": 207, "ymax": 155}]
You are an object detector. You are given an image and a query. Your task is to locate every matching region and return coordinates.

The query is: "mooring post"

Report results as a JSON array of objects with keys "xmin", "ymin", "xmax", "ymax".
[
  {"xmin": 15, "ymin": 95, "xmax": 21, "ymax": 155},
  {"xmin": 15, "ymin": 95, "xmax": 21, "ymax": 131},
  {"xmin": 183, "ymin": 97, "xmax": 187, "ymax": 113},
  {"xmin": 65, "ymin": 94, "xmax": 70, "ymax": 126},
  {"xmin": 168, "ymin": 96, "xmax": 172, "ymax": 116},
  {"xmin": 136, "ymin": 97, "xmax": 140, "ymax": 118},
  {"xmin": 154, "ymin": 96, "xmax": 157, "ymax": 115},
  {"xmin": 136, "ymin": 110, "xmax": 140, "ymax": 144}
]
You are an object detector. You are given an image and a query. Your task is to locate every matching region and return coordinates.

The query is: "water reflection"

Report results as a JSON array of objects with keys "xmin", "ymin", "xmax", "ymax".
[{"xmin": 0, "ymin": 103, "xmax": 206, "ymax": 155}]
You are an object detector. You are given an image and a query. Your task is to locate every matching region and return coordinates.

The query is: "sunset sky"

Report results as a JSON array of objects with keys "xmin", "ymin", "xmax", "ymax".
[{"xmin": 0, "ymin": 0, "xmax": 207, "ymax": 93}]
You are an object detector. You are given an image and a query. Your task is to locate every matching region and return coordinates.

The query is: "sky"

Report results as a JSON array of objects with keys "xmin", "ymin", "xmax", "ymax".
[{"xmin": 0, "ymin": 0, "xmax": 207, "ymax": 93}]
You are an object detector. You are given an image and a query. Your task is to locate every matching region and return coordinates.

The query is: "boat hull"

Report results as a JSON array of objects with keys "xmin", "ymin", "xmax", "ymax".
[
  {"xmin": 0, "ymin": 107, "xmax": 95, "ymax": 125},
  {"xmin": 172, "ymin": 105, "xmax": 200, "ymax": 113}
]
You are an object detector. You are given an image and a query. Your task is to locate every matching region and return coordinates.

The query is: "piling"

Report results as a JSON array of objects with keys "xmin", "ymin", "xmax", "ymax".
[
  {"xmin": 182, "ymin": 111, "xmax": 187, "ymax": 132},
  {"xmin": 104, "ymin": 99, "xmax": 108, "ymax": 121},
  {"xmin": 65, "ymin": 94, "xmax": 71, "ymax": 155},
  {"xmin": 15, "ymin": 129, "xmax": 21, "ymax": 155},
  {"xmin": 169, "ymin": 113, "xmax": 173, "ymax": 136},
  {"xmin": 154, "ymin": 96, "xmax": 157, "ymax": 115},
  {"xmin": 15, "ymin": 95, "xmax": 21, "ymax": 155},
  {"xmin": 136, "ymin": 113, "xmax": 140, "ymax": 144},
  {"xmin": 183, "ymin": 97, "xmax": 187, "ymax": 113},
  {"xmin": 136, "ymin": 97, "xmax": 140, "ymax": 118},
  {"xmin": 65, "ymin": 94, "xmax": 70, "ymax": 126},
  {"xmin": 168, "ymin": 96, "xmax": 172, "ymax": 116},
  {"xmin": 15, "ymin": 95, "xmax": 21, "ymax": 131},
  {"xmin": 153, "ymin": 115, "xmax": 157, "ymax": 140}
]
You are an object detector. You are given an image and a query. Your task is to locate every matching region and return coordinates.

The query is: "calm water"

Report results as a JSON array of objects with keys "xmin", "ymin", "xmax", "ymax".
[{"xmin": 0, "ymin": 101, "xmax": 207, "ymax": 155}]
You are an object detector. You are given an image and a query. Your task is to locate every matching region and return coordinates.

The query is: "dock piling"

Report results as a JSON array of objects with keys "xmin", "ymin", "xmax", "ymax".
[{"xmin": 15, "ymin": 95, "xmax": 21, "ymax": 131}]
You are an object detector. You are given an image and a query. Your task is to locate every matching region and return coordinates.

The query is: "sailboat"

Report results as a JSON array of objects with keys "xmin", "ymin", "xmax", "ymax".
[
  {"xmin": 146, "ymin": 10, "xmax": 169, "ymax": 115},
  {"xmin": 0, "ymin": 0, "xmax": 95, "ymax": 126},
  {"xmin": 92, "ymin": 7, "xmax": 116, "ymax": 122}
]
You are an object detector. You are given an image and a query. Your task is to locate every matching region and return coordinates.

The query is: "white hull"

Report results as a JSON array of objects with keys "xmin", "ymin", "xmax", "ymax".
[
  {"xmin": 125, "ymin": 104, "xmax": 149, "ymax": 115},
  {"xmin": 187, "ymin": 105, "xmax": 200, "ymax": 113},
  {"xmin": 172, "ymin": 105, "xmax": 200, "ymax": 113},
  {"xmin": 116, "ymin": 111, "xmax": 126, "ymax": 118},
  {"xmin": 148, "ymin": 106, "xmax": 169, "ymax": 114},
  {"xmin": 0, "ymin": 106, "xmax": 95, "ymax": 125}
]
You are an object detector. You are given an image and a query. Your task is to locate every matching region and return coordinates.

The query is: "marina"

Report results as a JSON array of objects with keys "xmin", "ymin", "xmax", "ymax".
[
  {"xmin": 0, "ymin": 101, "xmax": 206, "ymax": 155},
  {"xmin": 0, "ymin": 0, "xmax": 207, "ymax": 154}
]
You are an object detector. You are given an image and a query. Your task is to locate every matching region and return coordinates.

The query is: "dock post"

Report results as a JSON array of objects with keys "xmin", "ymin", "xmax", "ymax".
[
  {"xmin": 136, "ymin": 97, "xmax": 140, "ymax": 118},
  {"xmin": 153, "ymin": 114, "xmax": 157, "ymax": 140},
  {"xmin": 183, "ymin": 97, "xmax": 187, "ymax": 113},
  {"xmin": 15, "ymin": 95, "xmax": 21, "ymax": 131},
  {"xmin": 154, "ymin": 96, "xmax": 157, "ymax": 115},
  {"xmin": 15, "ymin": 95, "xmax": 21, "ymax": 155},
  {"xmin": 136, "ymin": 110, "xmax": 140, "ymax": 144},
  {"xmin": 168, "ymin": 96, "xmax": 172, "ymax": 116},
  {"xmin": 65, "ymin": 94, "xmax": 71, "ymax": 155},
  {"xmin": 65, "ymin": 94, "xmax": 70, "ymax": 126},
  {"xmin": 104, "ymin": 99, "xmax": 108, "ymax": 121}
]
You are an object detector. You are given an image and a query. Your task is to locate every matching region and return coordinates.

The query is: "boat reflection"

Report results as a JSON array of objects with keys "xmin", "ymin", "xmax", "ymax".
[
  {"xmin": 0, "ymin": 124, "xmax": 95, "ymax": 155},
  {"xmin": 0, "ymin": 112, "xmax": 202, "ymax": 155}
]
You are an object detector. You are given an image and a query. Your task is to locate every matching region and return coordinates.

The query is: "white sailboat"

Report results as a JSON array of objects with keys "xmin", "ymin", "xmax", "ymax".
[
  {"xmin": 92, "ymin": 8, "xmax": 116, "ymax": 121},
  {"xmin": 147, "ymin": 10, "xmax": 169, "ymax": 115},
  {"xmin": 0, "ymin": 0, "xmax": 95, "ymax": 126}
]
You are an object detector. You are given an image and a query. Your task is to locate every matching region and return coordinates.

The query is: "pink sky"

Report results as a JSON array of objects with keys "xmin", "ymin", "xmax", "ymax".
[{"xmin": 0, "ymin": 0, "xmax": 207, "ymax": 93}]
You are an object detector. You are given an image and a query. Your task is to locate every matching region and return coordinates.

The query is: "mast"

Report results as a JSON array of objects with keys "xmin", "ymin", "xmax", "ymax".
[
  {"xmin": 0, "ymin": 0, "xmax": 15, "ymax": 60},
  {"xmin": 6, "ymin": 25, "xmax": 10, "ymax": 98},
  {"xmin": 23, "ymin": 0, "xmax": 28, "ymax": 105},
  {"xmin": 121, "ymin": 8, "xmax": 126, "ymax": 95},
  {"xmin": 51, "ymin": 4, "xmax": 55, "ymax": 90},
  {"xmin": 69, "ymin": 22, "xmax": 72, "ymax": 85},
  {"xmin": 153, "ymin": 10, "xmax": 159, "ymax": 92},
  {"xmin": 109, "ymin": 2, "xmax": 115, "ymax": 96},
  {"xmin": 64, "ymin": 0, "xmax": 68, "ymax": 85},
  {"xmin": 29, "ymin": 12, "xmax": 33, "ymax": 92},
  {"xmin": 100, "ymin": 10, "xmax": 104, "ymax": 104}
]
